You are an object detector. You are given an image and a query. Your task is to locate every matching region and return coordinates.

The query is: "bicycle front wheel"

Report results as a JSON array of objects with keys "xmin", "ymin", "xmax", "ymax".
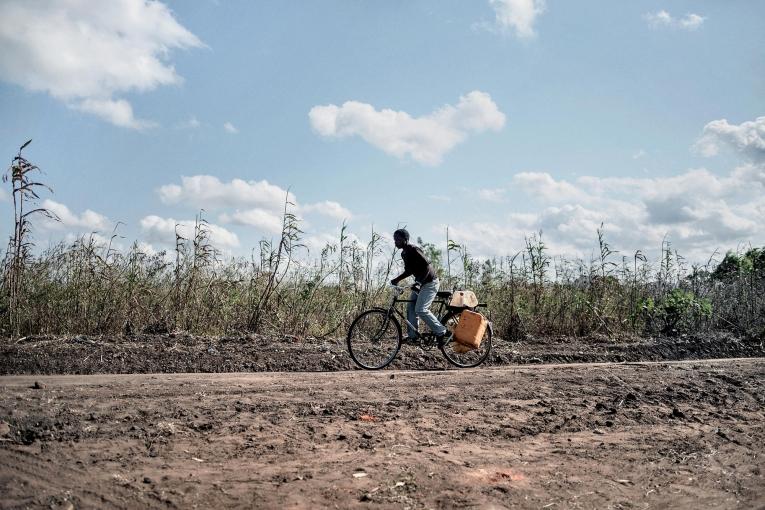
[
  {"xmin": 439, "ymin": 310, "xmax": 493, "ymax": 368},
  {"xmin": 347, "ymin": 309, "xmax": 402, "ymax": 369}
]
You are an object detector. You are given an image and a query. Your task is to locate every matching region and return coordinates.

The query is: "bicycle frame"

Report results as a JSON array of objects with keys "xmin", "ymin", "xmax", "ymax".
[{"xmin": 385, "ymin": 285, "xmax": 471, "ymax": 337}]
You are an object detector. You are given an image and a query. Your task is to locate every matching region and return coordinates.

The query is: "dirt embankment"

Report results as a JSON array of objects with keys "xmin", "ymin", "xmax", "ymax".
[
  {"xmin": 1, "ymin": 331, "xmax": 762, "ymax": 375},
  {"xmin": 1, "ymin": 359, "xmax": 763, "ymax": 509}
]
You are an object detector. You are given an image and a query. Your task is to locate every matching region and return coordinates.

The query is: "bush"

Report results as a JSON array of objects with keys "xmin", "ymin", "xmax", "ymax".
[
  {"xmin": 653, "ymin": 289, "xmax": 712, "ymax": 335},
  {"xmin": 713, "ymin": 248, "xmax": 765, "ymax": 280}
]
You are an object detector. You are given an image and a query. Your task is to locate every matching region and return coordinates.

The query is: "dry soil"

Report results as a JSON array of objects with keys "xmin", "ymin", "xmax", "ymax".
[{"xmin": 1, "ymin": 358, "xmax": 763, "ymax": 509}]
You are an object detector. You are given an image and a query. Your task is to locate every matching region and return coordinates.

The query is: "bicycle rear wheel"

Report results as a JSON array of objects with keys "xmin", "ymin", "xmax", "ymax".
[
  {"xmin": 347, "ymin": 309, "xmax": 402, "ymax": 369},
  {"xmin": 439, "ymin": 310, "xmax": 492, "ymax": 368}
]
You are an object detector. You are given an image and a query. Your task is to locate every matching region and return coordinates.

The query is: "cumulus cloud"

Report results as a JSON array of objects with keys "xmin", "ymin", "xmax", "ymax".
[
  {"xmin": 223, "ymin": 122, "xmax": 239, "ymax": 134},
  {"xmin": 645, "ymin": 10, "xmax": 672, "ymax": 27},
  {"xmin": 309, "ymin": 91, "xmax": 506, "ymax": 165},
  {"xmin": 158, "ymin": 175, "xmax": 295, "ymax": 211},
  {"xmin": 477, "ymin": 188, "xmax": 507, "ymax": 202},
  {"xmin": 301, "ymin": 201, "xmax": 352, "ymax": 221},
  {"xmin": 136, "ymin": 241, "xmax": 159, "ymax": 256},
  {"xmin": 177, "ymin": 116, "xmax": 201, "ymax": 129},
  {"xmin": 446, "ymin": 161, "xmax": 764, "ymax": 261},
  {"xmin": 62, "ymin": 232, "xmax": 122, "ymax": 251},
  {"xmin": 75, "ymin": 98, "xmax": 156, "ymax": 130},
  {"xmin": 40, "ymin": 199, "xmax": 110, "ymax": 231},
  {"xmin": 488, "ymin": 0, "xmax": 546, "ymax": 38},
  {"xmin": 219, "ymin": 200, "xmax": 353, "ymax": 234},
  {"xmin": 679, "ymin": 14, "xmax": 706, "ymax": 30},
  {"xmin": 219, "ymin": 209, "xmax": 283, "ymax": 234},
  {"xmin": 140, "ymin": 215, "xmax": 239, "ymax": 249},
  {"xmin": 440, "ymin": 220, "xmax": 530, "ymax": 259},
  {"xmin": 302, "ymin": 232, "xmax": 342, "ymax": 255},
  {"xmin": 732, "ymin": 164, "xmax": 765, "ymax": 187},
  {"xmin": 644, "ymin": 10, "xmax": 705, "ymax": 30},
  {"xmin": 158, "ymin": 175, "xmax": 353, "ymax": 236},
  {"xmin": 513, "ymin": 172, "xmax": 589, "ymax": 202},
  {"xmin": 302, "ymin": 230, "xmax": 363, "ymax": 257},
  {"xmin": 695, "ymin": 116, "xmax": 765, "ymax": 162},
  {"xmin": 0, "ymin": 0, "xmax": 203, "ymax": 128}
]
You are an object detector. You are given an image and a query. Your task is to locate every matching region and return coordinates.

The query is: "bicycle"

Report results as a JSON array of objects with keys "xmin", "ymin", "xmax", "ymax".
[{"xmin": 347, "ymin": 284, "xmax": 493, "ymax": 369}]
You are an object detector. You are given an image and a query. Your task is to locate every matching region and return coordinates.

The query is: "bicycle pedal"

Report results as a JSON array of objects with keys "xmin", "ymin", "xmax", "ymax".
[{"xmin": 420, "ymin": 337, "xmax": 438, "ymax": 350}]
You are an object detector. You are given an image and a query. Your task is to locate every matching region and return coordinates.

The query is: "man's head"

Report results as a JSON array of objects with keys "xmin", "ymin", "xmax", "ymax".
[{"xmin": 393, "ymin": 228, "xmax": 409, "ymax": 249}]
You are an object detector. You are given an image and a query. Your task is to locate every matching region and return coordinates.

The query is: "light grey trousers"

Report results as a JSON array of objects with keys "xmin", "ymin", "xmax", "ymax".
[{"xmin": 406, "ymin": 279, "xmax": 447, "ymax": 338}]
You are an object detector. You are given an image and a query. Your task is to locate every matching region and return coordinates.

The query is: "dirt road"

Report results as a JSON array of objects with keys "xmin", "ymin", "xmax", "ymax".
[
  {"xmin": 3, "ymin": 331, "xmax": 763, "ymax": 375},
  {"xmin": 1, "ymin": 359, "xmax": 763, "ymax": 509}
]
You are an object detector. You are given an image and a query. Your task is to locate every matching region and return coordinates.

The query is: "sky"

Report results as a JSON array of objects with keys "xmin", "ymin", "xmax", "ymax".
[{"xmin": 0, "ymin": 0, "xmax": 763, "ymax": 263}]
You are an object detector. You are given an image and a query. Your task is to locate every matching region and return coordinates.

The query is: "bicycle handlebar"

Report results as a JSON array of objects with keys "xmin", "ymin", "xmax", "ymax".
[{"xmin": 389, "ymin": 283, "xmax": 422, "ymax": 298}]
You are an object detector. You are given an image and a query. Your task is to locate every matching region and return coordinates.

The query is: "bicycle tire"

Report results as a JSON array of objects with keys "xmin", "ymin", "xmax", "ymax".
[
  {"xmin": 347, "ymin": 308, "xmax": 402, "ymax": 370},
  {"xmin": 439, "ymin": 310, "xmax": 493, "ymax": 368}
]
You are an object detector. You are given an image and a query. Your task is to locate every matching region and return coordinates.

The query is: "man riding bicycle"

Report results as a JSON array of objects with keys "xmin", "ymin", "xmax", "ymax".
[{"xmin": 390, "ymin": 229, "xmax": 450, "ymax": 344}]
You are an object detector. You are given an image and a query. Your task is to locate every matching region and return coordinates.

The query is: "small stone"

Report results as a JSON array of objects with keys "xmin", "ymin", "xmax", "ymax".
[
  {"xmin": 31, "ymin": 381, "xmax": 44, "ymax": 390},
  {"xmin": 593, "ymin": 429, "xmax": 605, "ymax": 435},
  {"xmin": 0, "ymin": 421, "xmax": 10, "ymax": 436},
  {"xmin": 605, "ymin": 420, "xmax": 614, "ymax": 427},
  {"xmin": 362, "ymin": 432, "xmax": 373, "ymax": 440},
  {"xmin": 143, "ymin": 476, "xmax": 153, "ymax": 484}
]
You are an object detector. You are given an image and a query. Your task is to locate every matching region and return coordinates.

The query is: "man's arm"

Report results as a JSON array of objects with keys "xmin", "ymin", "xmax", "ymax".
[
  {"xmin": 391, "ymin": 269, "xmax": 412, "ymax": 285},
  {"xmin": 391, "ymin": 250, "xmax": 412, "ymax": 285}
]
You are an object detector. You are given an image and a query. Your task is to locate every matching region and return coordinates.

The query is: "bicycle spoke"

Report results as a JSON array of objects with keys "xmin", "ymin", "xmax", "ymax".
[
  {"xmin": 347, "ymin": 310, "xmax": 401, "ymax": 369},
  {"xmin": 440, "ymin": 311, "xmax": 492, "ymax": 368}
]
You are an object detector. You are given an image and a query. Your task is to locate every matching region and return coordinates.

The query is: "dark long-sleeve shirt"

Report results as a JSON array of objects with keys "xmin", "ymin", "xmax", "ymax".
[{"xmin": 392, "ymin": 244, "xmax": 436, "ymax": 285}]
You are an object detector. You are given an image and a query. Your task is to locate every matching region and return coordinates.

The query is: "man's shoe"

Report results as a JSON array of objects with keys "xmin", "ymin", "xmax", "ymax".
[
  {"xmin": 435, "ymin": 331, "xmax": 453, "ymax": 347},
  {"xmin": 402, "ymin": 335, "xmax": 420, "ymax": 345}
]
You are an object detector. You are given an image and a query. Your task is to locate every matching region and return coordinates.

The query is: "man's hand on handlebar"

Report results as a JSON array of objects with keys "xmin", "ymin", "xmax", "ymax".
[{"xmin": 389, "ymin": 281, "xmax": 420, "ymax": 293}]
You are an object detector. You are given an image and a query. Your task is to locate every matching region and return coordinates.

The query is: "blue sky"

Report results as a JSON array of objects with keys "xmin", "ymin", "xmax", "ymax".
[{"xmin": 1, "ymin": 0, "xmax": 763, "ymax": 262}]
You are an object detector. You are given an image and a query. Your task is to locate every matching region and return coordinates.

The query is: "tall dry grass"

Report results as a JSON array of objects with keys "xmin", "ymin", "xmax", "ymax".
[{"xmin": 2, "ymin": 142, "xmax": 763, "ymax": 340}]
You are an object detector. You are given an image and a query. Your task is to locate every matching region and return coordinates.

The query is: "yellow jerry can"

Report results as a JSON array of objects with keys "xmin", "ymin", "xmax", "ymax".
[{"xmin": 453, "ymin": 310, "xmax": 488, "ymax": 349}]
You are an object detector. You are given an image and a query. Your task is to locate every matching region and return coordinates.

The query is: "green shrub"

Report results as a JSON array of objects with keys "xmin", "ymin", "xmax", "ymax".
[
  {"xmin": 655, "ymin": 289, "xmax": 712, "ymax": 335},
  {"xmin": 713, "ymin": 248, "xmax": 765, "ymax": 280}
]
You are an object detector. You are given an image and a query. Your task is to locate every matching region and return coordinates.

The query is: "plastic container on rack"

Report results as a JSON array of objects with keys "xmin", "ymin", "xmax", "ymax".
[{"xmin": 453, "ymin": 309, "xmax": 488, "ymax": 349}]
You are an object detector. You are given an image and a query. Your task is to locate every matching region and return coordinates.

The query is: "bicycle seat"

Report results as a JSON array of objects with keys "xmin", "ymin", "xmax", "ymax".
[{"xmin": 436, "ymin": 291, "xmax": 452, "ymax": 298}]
